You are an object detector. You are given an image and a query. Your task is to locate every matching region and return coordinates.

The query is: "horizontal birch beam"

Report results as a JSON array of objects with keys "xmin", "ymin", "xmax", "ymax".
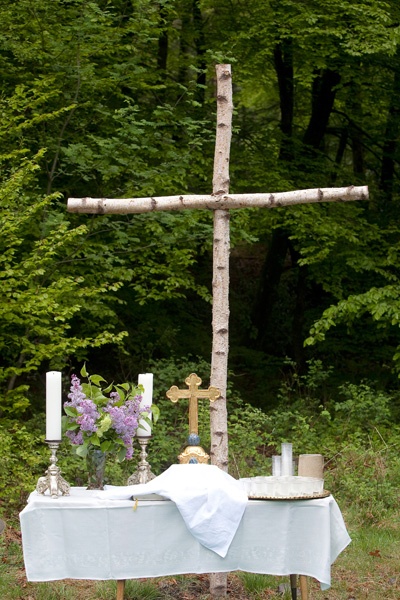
[{"xmin": 67, "ymin": 185, "xmax": 368, "ymax": 215}]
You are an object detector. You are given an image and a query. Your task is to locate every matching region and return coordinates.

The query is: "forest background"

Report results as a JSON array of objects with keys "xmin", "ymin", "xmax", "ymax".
[{"xmin": 1, "ymin": 0, "xmax": 400, "ymax": 529}]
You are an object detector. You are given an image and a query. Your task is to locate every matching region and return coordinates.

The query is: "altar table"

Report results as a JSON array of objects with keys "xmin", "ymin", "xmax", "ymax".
[{"xmin": 20, "ymin": 488, "xmax": 350, "ymax": 597}]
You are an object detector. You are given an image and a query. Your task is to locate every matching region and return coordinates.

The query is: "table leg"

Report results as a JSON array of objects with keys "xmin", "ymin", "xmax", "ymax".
[
  {"xmin": 116, "ymin": 579, "xmax": 125, "ymax": 600},
  {"xmin": 299, "ymin": 575, "xmax": 308, "ymax": 599},
  {"xmin": 289, "ymin": 574, "xmax": 297, "ymax": 599}
]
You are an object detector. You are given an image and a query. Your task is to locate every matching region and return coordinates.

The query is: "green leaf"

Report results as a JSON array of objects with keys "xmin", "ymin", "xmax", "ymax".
[
  {"xmin": 114, "ymin": 386, "xmax": 125, "ymax": 402},
  {"xmin": 89, "ymin": 374, "xmax": 107, "ymax": 386},
  {"xmin": 76, "ymin": 445, "xmax": 88, "ymax": 458},
  {"xmin": 66, "ymin": 423, "xmax": 80, "ymax": 432},
  {"xmin": 100, "ymin": 440, "xmax": 112, "ymax": 452},
  {"xmin": 64, "ymin": 406, "xmax": 78, "ymax": 417},
  {"xmin": 118, "ymin": 383, "xmax": 130, "ymax": 391},
  {"xmin": 90, "ymin": 434, "xmax": 101, "ymax": 447},
  {"xmin": 151, "ymin": 404, "xmax": 160, "ymax": 424},
  {"xmin": 117, "ymin": 446, "xmax": 127, "ymax": 462}
]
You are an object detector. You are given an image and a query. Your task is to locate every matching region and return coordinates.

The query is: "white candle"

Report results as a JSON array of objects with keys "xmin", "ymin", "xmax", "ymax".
[
  {"xmin": 46, "ymin": 371, "xmax": 62, "ymax": 440},
  {"xmin": 137, "ymin": 373, "xmax": 153, "ymax": 437}
]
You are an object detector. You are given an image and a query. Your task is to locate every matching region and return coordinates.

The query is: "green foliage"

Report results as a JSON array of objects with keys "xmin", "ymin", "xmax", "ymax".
[
  {"xmin": 0, "ymin": 156, "xmax": 129, "ymax": 415},
  {"xmin": 1, "ymin": 0, "xmax": 400, "ymax": 388},
  {"xmin": 0, "ymin": 419, "xmax": 49, "ymax": 515},
  {"xmin": 335, "ymin": 382, "xmax": 392, "ymax": 430},
  {"xmin": 326, "ymin": 442, "xmax": 400, "ymax": 524},
  {"xmin": 268, "ymin": 360, "xmax": 400, "ymax": 521}
]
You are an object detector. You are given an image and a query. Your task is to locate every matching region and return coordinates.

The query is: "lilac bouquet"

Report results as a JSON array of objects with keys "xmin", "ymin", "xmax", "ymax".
[{"xmin": 63, "ymin": 365, "xmax": 153, "ymax": 461}]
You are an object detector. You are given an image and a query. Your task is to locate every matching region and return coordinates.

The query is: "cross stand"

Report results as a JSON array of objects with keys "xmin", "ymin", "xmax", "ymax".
[{"xmin": 166, "ymin": 373, "xmax": 221, "ymax": 463}]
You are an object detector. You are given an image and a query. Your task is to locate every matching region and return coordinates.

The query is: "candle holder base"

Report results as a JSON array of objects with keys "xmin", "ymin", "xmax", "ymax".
[
  {"xmin": 36, "ymin": 441, "xmax": 70, "ymax": 499},
  {"xmin": 127, "ymin": 437, "xmax": 156, "ymax": 485}
]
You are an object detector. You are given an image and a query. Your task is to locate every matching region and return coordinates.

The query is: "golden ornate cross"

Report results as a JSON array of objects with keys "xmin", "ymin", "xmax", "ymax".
[{"xmin": 166, "ymin": 373, "xmax": 221, "ymax": 435}]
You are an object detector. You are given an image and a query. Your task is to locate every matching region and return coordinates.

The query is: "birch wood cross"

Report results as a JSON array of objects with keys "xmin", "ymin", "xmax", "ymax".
[{"xmin": 67, "ymin": 64, "xmax": 368, "ymax": 475}]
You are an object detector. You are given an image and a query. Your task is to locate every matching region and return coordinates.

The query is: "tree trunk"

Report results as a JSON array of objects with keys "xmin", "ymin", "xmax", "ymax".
[
  {"xmin": 177, "ymin": 1, "xmax": 206, "ymax": 105},
  {"xmin": 303, "ymin": 69, "xmax": 341, "ymax": 150},
  {"xmin": 256, "ymin": 38, "xmax": 294, "ymax": 356},
  {"xmin": 289, "ymin": 242, "xmax": 308, "ymax": 372},
  {"xmin": 157, "ymin": 3, "xmax": 168, "ymax": 73},
  {"xmin": 253, "ymin": 229, "xmax": 290, "ymax": 351},
  {"xmin": 274, "ymin": 40, "xmax": 294, "ymax": 161},
  {"xmin": 347, "ymin": 80, "xmax": 365, "ymax": 180},
  {"xmin": 193, "ymin": 0, "xmax": 206, "ymax": 105},
  {"xmin": 330, "ymin": 128, "xmax": 349, "ymax": 184},
  {"xmin": 351, "ymin": 126, "xmax": 364, "ymax": 178},
  {"xmin": 177, "ymin": 3, "xmax": 191, "ymax": 89}
]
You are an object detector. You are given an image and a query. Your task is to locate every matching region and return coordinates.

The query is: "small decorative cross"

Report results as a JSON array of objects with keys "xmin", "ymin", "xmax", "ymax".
[{"xmin": 166, "ymin": 373, "xmax": 221, "ymax": 435}]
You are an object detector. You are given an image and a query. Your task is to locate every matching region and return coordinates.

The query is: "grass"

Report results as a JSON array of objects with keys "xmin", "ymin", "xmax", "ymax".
[{"xmin": 1, "ymin": 505, "xmax": 400, "ymax": 599}]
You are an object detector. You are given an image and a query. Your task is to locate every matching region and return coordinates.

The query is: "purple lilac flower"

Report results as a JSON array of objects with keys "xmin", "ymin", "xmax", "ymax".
[
  {"xmin": 65, "ymin": 374, "xmax": 86, "ymax": 408},
  {"xmin": 103, "ymin": 393, "xmax": 147, "ymax": 458},
  {"xmin": 65, "ymin": 430, "xmax": 84, "ymax": 445},
  {"xmin": 77, "ymin": 398, "xmax": 99, "ymax": 421},
  {"xmin": 77, "ymin": 412, "xmax": 98, "ymax": 433},
  {"xmin": 125, "ymin": 446, "xmax": 134, "ymax": 460},
  {"xmin": 64, "ymin": 376, "xmax": 100, "ymax": 438},
  {"xmin": 109, "ymin": 391, "xmax": 120, "ymax": 403},
  {"xmin": 106, "ymin": 405, "xmax": 124, "ymax": 431}
]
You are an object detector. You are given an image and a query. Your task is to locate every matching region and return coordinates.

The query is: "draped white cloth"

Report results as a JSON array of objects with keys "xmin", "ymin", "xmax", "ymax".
[{"xmin": 98, "ymin": 464, "xmax": 248, "ymax": 557}]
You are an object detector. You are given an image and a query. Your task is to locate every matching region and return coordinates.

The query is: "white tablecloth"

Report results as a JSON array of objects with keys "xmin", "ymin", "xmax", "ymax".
[{"xmin": 19, "ymin": 488, "xmax": 351, "ymax": 590}]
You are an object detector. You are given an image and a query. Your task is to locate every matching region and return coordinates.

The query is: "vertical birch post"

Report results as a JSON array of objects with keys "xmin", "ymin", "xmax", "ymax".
[
  {"xmin": 210, "ymin": 64, "xmax": 232, "ymax": 472},
  {"xmin": 209, "ymin": 64, "xmax": 233, "ymax": 598}
]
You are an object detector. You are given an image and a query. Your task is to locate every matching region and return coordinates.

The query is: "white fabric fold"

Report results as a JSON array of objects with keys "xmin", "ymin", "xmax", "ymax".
[{"xmin": 98, "ymin": 464, "xmax": 248, "ymax": 557}]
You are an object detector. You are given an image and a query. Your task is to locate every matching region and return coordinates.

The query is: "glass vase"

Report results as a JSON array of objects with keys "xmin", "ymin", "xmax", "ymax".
[{"xmin": 86, "ymin": 447, "xmax": 107, "ymax": 490}]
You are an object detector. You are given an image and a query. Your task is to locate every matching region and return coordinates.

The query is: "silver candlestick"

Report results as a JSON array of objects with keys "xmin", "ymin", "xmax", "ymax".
[
  {"xmin": 36, "ymin": 440, "xmax": 70, "ymax": 499},
  {"xmin": 127, "ymin": 436, "xmax": 156, "ymax": 485}
]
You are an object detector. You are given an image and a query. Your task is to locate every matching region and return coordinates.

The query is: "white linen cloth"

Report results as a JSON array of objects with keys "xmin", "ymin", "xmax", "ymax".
[
  {"xmin": 98, "ymin": 464, "xmax": 248, "ymax": 557},
  {"xmin": 19, "ymin": 488, "xmax": 351, "ymax": 589}
]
